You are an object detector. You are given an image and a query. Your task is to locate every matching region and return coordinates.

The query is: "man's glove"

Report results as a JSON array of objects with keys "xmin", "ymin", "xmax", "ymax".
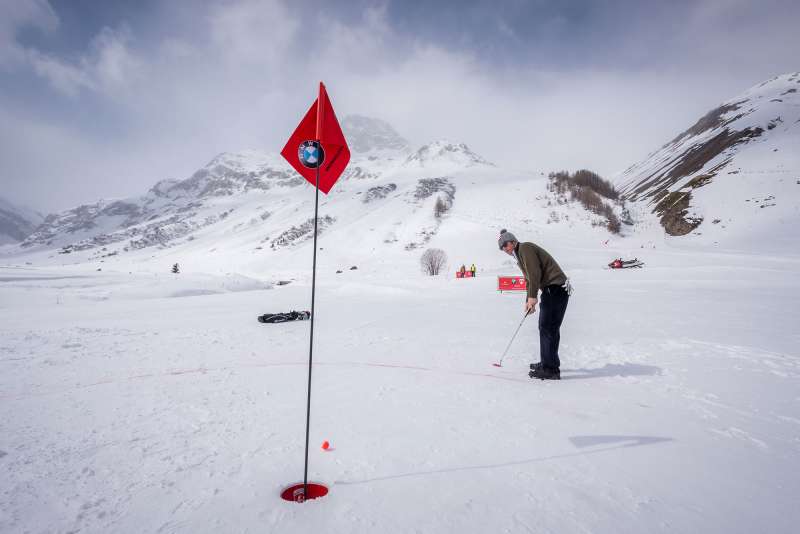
[{"xmin": 562, "ymin": 278, "xmax": 574, "ymax": 296}]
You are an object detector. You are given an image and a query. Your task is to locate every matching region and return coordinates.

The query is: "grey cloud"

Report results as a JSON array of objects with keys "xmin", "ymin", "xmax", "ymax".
[
  {"xmin": 0, "ymin": 0, "xmax": 798, "ymax": 212},
  {"xmin": 0, "ymin": 0, "xmax": 59, "ymax": 65}
]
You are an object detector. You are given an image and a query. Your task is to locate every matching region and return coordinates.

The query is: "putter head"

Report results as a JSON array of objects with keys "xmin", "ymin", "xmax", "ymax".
[{"xmin": 492, "ymin": 363, "xmax": 502, "ymax": 367}]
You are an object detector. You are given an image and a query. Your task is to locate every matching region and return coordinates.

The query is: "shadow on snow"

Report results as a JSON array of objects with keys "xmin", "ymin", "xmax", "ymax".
[
  {"xmin": 334, "ymin": 435, "xmax": 673, "ymax": 486},
  {"xmin": 562, "ymin": 362, "xmax": 662, "ymax": 380}
]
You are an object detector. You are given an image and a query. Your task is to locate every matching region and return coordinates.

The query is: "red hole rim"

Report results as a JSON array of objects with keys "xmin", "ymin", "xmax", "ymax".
[{"xmin": 280, "ymin": 483, "xmax": 329, "ymax": 503}]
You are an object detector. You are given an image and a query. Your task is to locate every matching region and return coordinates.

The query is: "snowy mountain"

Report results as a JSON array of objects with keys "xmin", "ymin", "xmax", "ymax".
[
  {"xmin": 11, "ymin": 75, "xmax": 798, "ymax": 267},
  {"xmin": 18, "ymin": 150, "xmax": 300, "ymax": 253},
  {"xmin": 5, "ymin": 115, "xmax": 618, "ymax": 277},
  {"xmin": 16, "ymin": 116, "xmax": 410, "ymax": 255},
  {"xmin": 0, "ymin": 196, "xmax": 44, "ymax": 245},
  {"xmin": 619, "ymin": 72, "xmax": 800, "ymax": 250}
]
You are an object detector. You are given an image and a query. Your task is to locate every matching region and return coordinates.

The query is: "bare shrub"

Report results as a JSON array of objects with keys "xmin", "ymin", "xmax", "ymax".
[
  {"xmin": 548, "ymin": 170, "xmax": 619, "ymax": 200},
  {"xmin": 434, "ymin": 196, "xmax": 451, "ymax": 218},
  {"xmin": 548, "ymin": 169, "xmax": 622, "ymax": 234},
  {"xmin": 414, "ymin": 177, "xmax": 455, "ymax": 203},
  {"xmin": 606, "ymin": 213, "xmax": 621, "ymax": 233},
  {"xmin": 571, "ymin": 187, "xmax": 605, "ymax": 213},
  {"xmin": 363, "ymin": 183, "xmax": 397, "ymax": 203},
  {"xmin": 571, "ymin": 169, "xmax": 619, "ymax": 200},
  {"xmin": 420, "ymin": 248, "xmax": 447, "ymax": 276},
  {"xmin": 620, "ymin": 203, "xmax": 634, "ymax": 225}
]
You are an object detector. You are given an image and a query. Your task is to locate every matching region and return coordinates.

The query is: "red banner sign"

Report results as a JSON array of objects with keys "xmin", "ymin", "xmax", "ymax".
[{"xmin": 498, "ymin": 276, "xmax": 527, "ymax": 291}]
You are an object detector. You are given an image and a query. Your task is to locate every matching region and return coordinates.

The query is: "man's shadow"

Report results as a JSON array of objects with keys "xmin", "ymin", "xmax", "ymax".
[
  {"xmin": 562, "ymin": 362, "xmax": 662, "ymax": 380},
  {"xmin": 335, "ymin": 435, "xmax": 673, "ymax": 486}
]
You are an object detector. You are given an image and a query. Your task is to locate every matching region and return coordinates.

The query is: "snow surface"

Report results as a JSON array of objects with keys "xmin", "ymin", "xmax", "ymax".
[{"xmin": 2, "ymin": 203, "xmax": 799, "ymax": 533}]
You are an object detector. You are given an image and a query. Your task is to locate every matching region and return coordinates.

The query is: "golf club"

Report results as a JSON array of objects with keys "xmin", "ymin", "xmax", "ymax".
[{"xmin": 492, "ymin": 309, "xmax": 531, "ymax": 367}]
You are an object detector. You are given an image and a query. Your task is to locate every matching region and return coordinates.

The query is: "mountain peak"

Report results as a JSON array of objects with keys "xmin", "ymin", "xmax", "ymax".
[
  {"xmin": 403, "ymin": 140, "xmax": 493, "ymax": 169},
  {"xmin": 341, "ymin": 115, "xmax": 409, "ymax": 154}
]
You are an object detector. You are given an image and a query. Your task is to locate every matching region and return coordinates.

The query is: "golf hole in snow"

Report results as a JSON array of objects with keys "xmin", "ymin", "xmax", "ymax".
[{"xmin": 280, "ymin": 483, "xmax": 329, "ymax": 503}]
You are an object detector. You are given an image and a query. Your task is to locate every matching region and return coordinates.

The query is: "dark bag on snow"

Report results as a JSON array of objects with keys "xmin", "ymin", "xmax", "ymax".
[{"xmin": 258, "ymin": 310, "xmax": 311, "ymax": 323}]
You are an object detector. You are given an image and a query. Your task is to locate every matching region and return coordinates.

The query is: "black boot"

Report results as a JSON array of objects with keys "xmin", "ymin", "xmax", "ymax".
[
  {"xmin": 529, "ymin": 367, "xmax": 560, "ymax": 380},
  {"xmin": 530, "ymin": 362, "xmax": 543, "ymax": 372}
]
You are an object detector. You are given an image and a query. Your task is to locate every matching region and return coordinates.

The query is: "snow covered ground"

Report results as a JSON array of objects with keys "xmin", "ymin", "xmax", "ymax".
[{"xmin": 2, "ymin": 239, "xmax": 799, "ymax": 533}]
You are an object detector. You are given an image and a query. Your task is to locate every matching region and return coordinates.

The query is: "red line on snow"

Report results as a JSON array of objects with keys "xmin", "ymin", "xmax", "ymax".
[{"xmin": 0, "ymin": 360, "xmax": 529, "ymax": 400}]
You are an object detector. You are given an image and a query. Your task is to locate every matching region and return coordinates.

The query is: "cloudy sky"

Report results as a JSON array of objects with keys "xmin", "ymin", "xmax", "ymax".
[{"xmin": 1, "ymin": 0, "xmax": 798, "ymax": 212}]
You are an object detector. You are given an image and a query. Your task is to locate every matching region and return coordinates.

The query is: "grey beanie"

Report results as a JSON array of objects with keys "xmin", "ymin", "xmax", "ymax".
[{"xmin": 498, "ymin": 228, "xmax": 517, "ymax": 250}]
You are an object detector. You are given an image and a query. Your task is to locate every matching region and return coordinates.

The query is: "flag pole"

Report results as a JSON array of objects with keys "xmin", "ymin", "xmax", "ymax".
[
  {"xmin": 302, "ymin": 159, "xmax": 319, "ymax": 498},
  {"xmin": 303, "ymin": 84, "xmax": 324, "ymax": 498}
]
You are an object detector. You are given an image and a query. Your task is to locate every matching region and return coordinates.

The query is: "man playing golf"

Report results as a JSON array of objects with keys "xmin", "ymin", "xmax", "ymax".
[{"xmin": 498, "ymin": 229, "xmax": 570, "ymax": 380}]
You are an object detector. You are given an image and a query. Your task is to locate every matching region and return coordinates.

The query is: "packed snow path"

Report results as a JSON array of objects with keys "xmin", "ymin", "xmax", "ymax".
[{"xmin": 1, "ymin": 248, "xmax": 799, "ymax": 533}]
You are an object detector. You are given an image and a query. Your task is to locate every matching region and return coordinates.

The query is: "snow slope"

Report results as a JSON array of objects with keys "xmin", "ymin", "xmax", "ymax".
[{"xmin": 618, "ymin": 72, "xmax": 800, "ymax": 252}]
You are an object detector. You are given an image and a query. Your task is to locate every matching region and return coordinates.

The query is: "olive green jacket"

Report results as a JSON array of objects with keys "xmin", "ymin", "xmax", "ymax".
[{"xmin": 514, "ymin": 242, "xmax": 567, "ymax": 299}]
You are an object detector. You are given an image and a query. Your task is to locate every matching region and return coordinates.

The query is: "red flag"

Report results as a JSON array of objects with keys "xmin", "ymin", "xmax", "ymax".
[{"xmin": 281, "ymin": 82, "xmax": 350, "ymax": 194}]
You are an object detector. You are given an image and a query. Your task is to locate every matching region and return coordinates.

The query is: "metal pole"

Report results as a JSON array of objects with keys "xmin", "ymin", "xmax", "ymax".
[{"xmin": 302, "ymin": 143, "xmax": 321, "ymax": 499}]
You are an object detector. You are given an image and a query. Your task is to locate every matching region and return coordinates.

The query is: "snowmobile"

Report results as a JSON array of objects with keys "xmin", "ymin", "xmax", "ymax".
[
  {"xmin": 257, "ymin": 310, "xmax": 311, "ymax": 323},
  {"xmin": 608, "ymin": 258, "xmax": 644, "ymax": 269}
]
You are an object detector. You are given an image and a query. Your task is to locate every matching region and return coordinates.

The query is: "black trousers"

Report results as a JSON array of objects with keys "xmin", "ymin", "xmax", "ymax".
[{"xmin": 538, "ymin": 284, "xmax": 569, "ymax": 370}]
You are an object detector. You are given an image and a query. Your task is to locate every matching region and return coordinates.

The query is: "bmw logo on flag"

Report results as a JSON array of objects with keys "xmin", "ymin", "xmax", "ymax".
[{"xmin": 298, "ymin": 140, "xmax": 325, "ymax": 169}]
